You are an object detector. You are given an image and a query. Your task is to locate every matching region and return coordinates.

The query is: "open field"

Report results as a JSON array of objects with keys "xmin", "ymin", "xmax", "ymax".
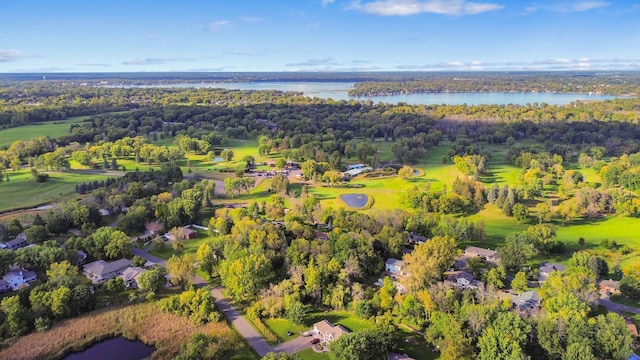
[
  {"xmin": 0, "ymin": 301, "xmax": 247, "ymax": 360},
  {"xmin": 0, "ymin": 170, "xmax": 111, "ymax": 212}
]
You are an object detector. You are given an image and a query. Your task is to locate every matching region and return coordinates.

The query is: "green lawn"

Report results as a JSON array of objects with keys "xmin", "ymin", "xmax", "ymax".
[
  {"xmin": 295, "ymin": 348, "xmax": 330, "ymax": 359},
  {"xmin": 610, "ymin": 295, "xmax": 640, "ymax": 308},
  {"xmin": 0, "ymin": 170, "xmax": 111, "ymax": 211},
  {"xmin": 263, "ymin": 318, "xmax": 310, "ymax": 342},
  {"xmin": 394, "ymin": 327, "xmax": 439, "ymax": 360},
  {"xmin": 149, "ymin": 229, "xmax": 213, "ymax": 260}
]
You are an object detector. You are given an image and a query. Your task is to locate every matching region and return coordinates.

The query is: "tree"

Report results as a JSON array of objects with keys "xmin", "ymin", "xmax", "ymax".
[
  {"xmin": 274, "ymin": 158, "xmax": 287, "ymax": 170},
  {"xmin": 322, "ymin": 170, "xmax": 342, "ymax": 187},
  {"xmin": 285, "ymin": 299, "xmax": 306, "ymax": 324},
  {"xmin": 562, "ymin": 343, "xmax": 596, "ymax": 360},
  {"xmin": 511, "ymin": 271, "xmax": 527, "ymax": 293},
  {"xmin": 511, "ymin": 204, "xmax": 529, "ymax": 225},
  {"xmin": 301, "ymin": 159, "xmax": 317, "ymax": 180},
  {"xmin": 220, "ymin": 149, "xmax": 234, "ymax": 162},
  {"xmin": 403, "ymin": 235, "xmax": 459, "ymax": 291},
  {"xmin": 478, "ymin": 312, "xmax": 531, "ymax": 360},
  {"xmin": 0, "ymin": 295, "xmax": 29, "ymax": 338},
  {"xmin": 593, "ymin": 313, "xmax": 633, "ymax": 360},
  {"xmin": 497, "ymin": 233, "xmax": 532, "ymax": 272},
  {"xmin": 378, "ymin": 276, "xmax": 397, "ymax": 311},
  {"xmin": 484, "ymin": 266, "xmax": 506, "ymax": 291},
  {"xmin": 329, "ymin": 328, "xmax": 393, "ymax": 360},
  {"xmin": 166, "ymin": 254, "xmax": 195, "ymax": 288},
  {"xmin": 196, "ymin": 242, "xmax": 217, "ymax": 278},
  {"xmin": 137, "ymin": 269, "xmax": 166, "ymax": 293},
  {"xmin": 46, "ymin": 260, "xmax": 78, "ymax": 288},
  {"xmin": 24, "ymin": 225, "xmax": 48, "ymax": 244},
  {"xmin": 131, "ymin": 255, "xmax": 146, "ymax": 267},
  {"xmin": 398, "ymin": 165, "xmax": 414, "ymax": 182},
  {"xmin": 262, "ymin": 353, "xmax": 295, "ymax": 360},
  {"xmin": 426, "ymin": 312, "xmax": 472, "ymax": 360},
  {"xmin": 7, "ymin": 219, "xmax": 23, "ymax": 237},
  {"xmin": 535, "ymin": 202, "xmax": 552, "ymax": 224}
]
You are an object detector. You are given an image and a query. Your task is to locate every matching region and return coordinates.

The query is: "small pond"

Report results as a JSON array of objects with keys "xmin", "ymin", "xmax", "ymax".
[
  {"xmin": 65, "ymin": 336, "xmax": 155, "ymax": 360},
  {"xmin": 212, "ymin": 157, "xmax": 224, "ymax": 162},
  {"xmin": 340, "ymin": 193, "xmax": 369, "ymax": 208}
]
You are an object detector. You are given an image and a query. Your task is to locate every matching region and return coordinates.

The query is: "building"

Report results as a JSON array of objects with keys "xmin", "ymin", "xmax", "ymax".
[
  {"xmin": 344, "ymin": 167, "xmax": 373, "ymax": 177},
  {"xmin": 538, "ymin": 262, "xmax": 566, "ymax": 282},
  {"xmin": 625, "ymin": 317, "xmax": 638, "ymax": 337},
  {"xmin": 2, "ymin": 269, "xmax": 37, "ymax": 291},
  {"xmin": 145, "ymin": 221, "xmax": 164, "ymax": 235},
  {"xmin": 501, "ymin": 290, "xmax": 541, "ymax": 314},
  {"xmin": 119, "ymin": 267, "xmax": 146, "ymax": 288},
  {"xmin": 599, "ymin": 279, "xmax": 621, "ymax": 295},
  {"xmin": 0, "ymin": 279, "xmax": 10, "ymax": 292},
  {"xmin": 313, "ymin": 320, "xmax": 350, "ymax": 343},
  {"xmin": 445, "ymin": 272, "xmax": 484, "ymax": 290},
  {"xmin": 346, "ymin": 164, "xmax": 367, "ymax": 171},
  {"xmin": 183, "ymin": 228, "xmax": 198, "ymax": 239},
  {"xmin": 464, "ymin": 246, "xmax": 499, "ymax": 264},
  {"xmin": 408, "ymin": 232, "xmax": 427, "ymax": 245},
  {"xmin": 83, "ymin": 258, "xmax": 132, "ymax": 284},
  {"xmin": 2, "ymin": 234, "xmax": 29, "ymax": 250},
  {"xmin": 385, "ymin": 258, "xmax": 407, "ymax": 277}
]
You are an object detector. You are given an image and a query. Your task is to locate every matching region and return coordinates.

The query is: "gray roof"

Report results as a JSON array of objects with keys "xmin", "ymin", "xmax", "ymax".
[
  {"xmin": 83, "ymin": 259, "xmax": 132, "ymax": 276},
  {"xmin": 539, "ymin": 262, "xmax": 566, "ymax": 274},
  {"xmin": 465, "ymin": 246, "xmax": 497, "ymax": 258},
  {"xmin": 3, "ymin": 237, "xmax": 28, "ymax": 248},
  {"xmin": 386, "ymin": 258, "xmax": 405, "ymax": 267}
]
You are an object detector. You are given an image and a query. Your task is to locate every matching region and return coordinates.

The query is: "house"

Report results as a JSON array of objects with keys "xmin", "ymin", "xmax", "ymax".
[
  {"xmin": 83, "ymin": 258, "xmax": 132, "ymax": 284},
  {"xmin": 99, "ymin": 208, "xmax": 112, "ymax": 216},
  {"xmin": 315, "ymin": 231, "xmax": 329, "ymax": 241},
  {"xmin": 385, "ymin": 258, "xmax": 407, "ymax": 278},
  {"xmin": 346, "ymin": 164, "xmax": 367, "ymax": 171},
  {"xmin": 183, "ymin": 228, "xmax": 197, "ymax": 239},
  {"xmin": 599, "ymin": 279, "xmax": 621, "ymax": 295},
  {"xmin": 2, "ymin": 235, "xmax": 29, "ymax": 250},
  {"xmin": 344, "ymin": 167, "xmax": 373, "ymax": 177},
  {"xmin": 501, "ymin": 290, "xmax": 541, "ymax": 314},
  {"xmin": 445, "ymin": 272, "xmax": 484, "ymax": 290},
  {"xmin": 408, "ymin": 232, "xmax": 427, "ymax": 245},
  {"xmin": 464, "ymin": 246, "xmax": 499, "ymax": 264},
  {"xmin": 119, "ymin": 267, "xmax": 146, "ymax": 288},
  {"xmin": 538, "ymin": 262, "xmax": 566, "ymax": 282},
  {"xmin": 625, "ymin": 317, "xmax": 638, "ymax": 337},
  {"xmin": 2, "ymin": 269, "xmax": 37, "ymax": 291},
  {"xmin": 0, "ymin": 279, "xmax": 12, "ymax": 292},
  {"xmin": 313, "ymin": 320, "xmax": 350, "ymax": 343}
]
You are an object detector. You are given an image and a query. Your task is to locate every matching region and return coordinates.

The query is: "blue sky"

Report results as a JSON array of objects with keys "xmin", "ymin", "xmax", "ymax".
[{"xmin": 0, "ymin": 0, "xmax": 639, "ymax": 72}]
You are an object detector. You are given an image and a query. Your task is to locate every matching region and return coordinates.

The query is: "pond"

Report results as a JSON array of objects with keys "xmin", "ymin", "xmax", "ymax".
[
  {"xmin": 64, "ymin": 336, "xmax": 155, "ymax": 360},
  {"xmin": 340, "ymin": 193, "xmax": 369, "ymax": 208}
]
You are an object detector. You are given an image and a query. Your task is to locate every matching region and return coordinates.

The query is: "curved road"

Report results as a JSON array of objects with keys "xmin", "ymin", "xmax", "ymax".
[{"xmin": 132, "ymin": 248, "xmax": 312, "ymax": 357}]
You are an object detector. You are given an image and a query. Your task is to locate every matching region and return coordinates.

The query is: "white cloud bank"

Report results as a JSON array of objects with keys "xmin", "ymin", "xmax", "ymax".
[{"xmin": 349, "ymin": 0, "xmax": 504, "ymax": 16}]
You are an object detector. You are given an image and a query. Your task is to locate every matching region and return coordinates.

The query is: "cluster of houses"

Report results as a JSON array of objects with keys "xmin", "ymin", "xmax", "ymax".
[
  {"xmin": 381, "ymin": 243, "xmax": 577, "ymax": 317},
  {"xmin": 81, "ymin": 258, "xmax": 161, "ymax": 289},
  {"xmin": 0, "ymin": 267, "xmax": 38, "ymax": 293},
  {"xmin": 0, "ymin": 232, "xmax": 30, "ymax": 251}
]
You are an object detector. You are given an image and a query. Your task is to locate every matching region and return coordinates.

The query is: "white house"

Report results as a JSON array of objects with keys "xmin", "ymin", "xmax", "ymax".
[
  {"xmin": 2, "ymin": 269, "xmax": 37, "ymax": 291},
  {"xmin": 313, "ymin": 320, "xmax": 350, "ymax": 343},
  {"xmin": 346, "ymin": 164, "xmax": 367, "ymax": 171},
  {"xmin": 83, "ymin": 258, "xmax": 132, "ymax": 284},
  {"xmin": 385, "ymin": 258, "xmax": 407, "ymax": 277},
  {"xmin": 119, "ymin": 266, "xmax": 146, "ymax": 288}
]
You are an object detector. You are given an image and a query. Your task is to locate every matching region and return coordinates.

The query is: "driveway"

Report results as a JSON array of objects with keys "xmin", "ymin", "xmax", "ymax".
[
  {"xmin": 132, "ymin": 248, "xmax": 167, "ymax": 267},
  {"xmin": 210, "ymin": 287, "xmax": 275, "ymax": 357},
  {"xmin": 273, "ymin": 334, "xmax": 314, "ymax": 354},
  {"xmin": 599, "ymin": 295, "xmax": 640, "ymax": 314}
]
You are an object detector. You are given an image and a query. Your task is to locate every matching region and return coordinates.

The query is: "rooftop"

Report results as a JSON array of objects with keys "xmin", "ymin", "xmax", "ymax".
[{"xmin": 83, "ymin": 259, "xmax": 132, "ymax": 276}]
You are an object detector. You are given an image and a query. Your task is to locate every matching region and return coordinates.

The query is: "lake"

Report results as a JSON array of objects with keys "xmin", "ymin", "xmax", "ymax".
[
  {"xmin": 110, "ymin": 81, "xmax": 615, "ymax": 105},
  {"xmin": 64, "ymin": 336, "xmax": 155, "ymax": 360}
]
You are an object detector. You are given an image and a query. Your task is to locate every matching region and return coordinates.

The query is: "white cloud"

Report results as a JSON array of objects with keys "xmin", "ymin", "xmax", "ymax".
[
  {"xmin": 571, "ymin": 1, "xmax": 610, "ymax": 11},
  {"xmin": 285, "ymin": 57, "xmax": 340, "ymax": 66},
  {"xmin": 395, "ymin": 58, "xmax": 640, "ymax": 71},
  {"xmin": 240, "ymin": 16, "xmax": 261, "ymax": 23},
  {"xmin": 0, "ymin": 49, "xmax": 24, "ymax": 62},
  {"xmin": 349, "ymin": 0, "xmax": 504, "ymax": 16},
  {"xmin": 208, "ymin": 20, "xmax": 232, "ymax": 31},
  {"xmin": 321, "ymin": 0, "xmax": 336, "ymax": 6},
  {"xmin": 122, "ymin": 57, "xmax": 193, "ymax": 65},
  {"xmin": 224, "ymin": 51, "xmax": 260, "ymax": 56}
]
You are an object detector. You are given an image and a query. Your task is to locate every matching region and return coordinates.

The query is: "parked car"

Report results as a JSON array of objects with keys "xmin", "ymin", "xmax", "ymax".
[
  {"xmin": 311, "ymin": 338, "xmax": 320, "ymax": 344},
  {"xmin": 301, "ymin": 331, "xmax": 311, "ymax": 337}
]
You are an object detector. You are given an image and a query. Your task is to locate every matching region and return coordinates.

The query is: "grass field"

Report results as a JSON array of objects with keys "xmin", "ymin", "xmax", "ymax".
[{"xmin": 0, "ymin": 169, "xmax": 111, "ymax": 212}]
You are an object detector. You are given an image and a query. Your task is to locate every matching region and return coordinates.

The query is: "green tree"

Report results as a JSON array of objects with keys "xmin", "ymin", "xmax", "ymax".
[
  {"xmin": 562, "ymin": 343, "xmax": 596, "ymax": 360},
  {"xmin": 0, "ymin": 295, "xmax": 29, "ymax": 338},
  {"xmin": 398, "ymin": 165, "xmax": 414, "ymax": 182},
  {"xmin": 285, "ymin": 299, "xmax": 306, "ymax": 324},
  {"xmin": 478, "ymin": 312, "xmax": 531, "ymax": 360},
  {"xmin": 131, "ymin": 255, "xmax": 146, "ymax": 267},
  {"xmin": 535, "ymin": 202, "xmax": 552, "ymax": 224},
  {"xmin": 24, "ymin": 225, "xmax": 48, "ymax": 244},
  {"xmin": 484, "ymin": 266, "xmax": 506, "ymax": 291},
  {"xmin": 512, "ymin": 204, "xmax": 529, "ymax": 225},
  {"xmin": 220, "ymin": 149, "xmax": 234, "ymax": 162},
  {"xmin": 137, "ymin": 269, "xmax": 166, "ymax": 293},
  {"xmin": 403, "ymin": 235, "xmax": 459, "ymax": 291},
  {"xmin": 329, "ymin": 328, "xmax": 393, "ymax": 360},
  {"xmin": 511, "ymin": 271, "xmax": 528, "ymax": 293},
  {"xmin": 593, "ymin": 313, "xmax": 633, "ymax": 360},
  {"xmin": 166, "ymin": 254, "xmax": 195, "ymax": 288}
]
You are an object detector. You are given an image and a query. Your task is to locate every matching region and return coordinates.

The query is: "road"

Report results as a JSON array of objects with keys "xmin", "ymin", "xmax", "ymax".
[
  {"xmin": 132, "ymin": 248, "xmax": 312, "ymax": 356},
  {"xmin": 599, "ymin": 294, "xmax": 640, "ymax": 314}
]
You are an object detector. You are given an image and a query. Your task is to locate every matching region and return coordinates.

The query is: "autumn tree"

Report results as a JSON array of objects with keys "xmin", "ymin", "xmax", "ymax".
[{"xmin": 403, "ymin": 235, "xmax": 459, "ymax": 291}]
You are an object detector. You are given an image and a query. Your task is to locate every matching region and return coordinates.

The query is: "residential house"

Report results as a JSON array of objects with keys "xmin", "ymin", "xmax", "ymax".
[
  {"xmin": 501, "ymin": 290, "xmax": 541, "ymax": 314},
  {"xmin": 99, "ymin": 208, "xmax": 112, "ymax": 216},
  {"xmin": 408, "ymin": 232, "xmax": 427, "ymax": 245},
  {"xmin": 314, "ymin": 231, "xmax": 329, "ymax": 241},
  {"xmin": 313, "ymin": 320, "xmax": 350, "ymax": 343},
  {"xmin": 0, "ymin": 279, "xmax": 12, "ymax": 292},
  {"xmin": 2, "ymin": 269, "xmax": 37, "ymax": 291},
  {"xmin": 145, "ymin": 221, "xmax": 164, "ymax": 235},
  {"xmin": 599, "ymin": 279, "xmax": 621, "ymax": 295},
  {"xmin": 346, "ymin": 164, "xmax": 367, "ymax": 171},
  {"xmin": 385, "ymin": 258, "xmax": 407, "ymax": 278},
  {"xmin": 83, "ymin": 258, "xmax": 132, "ymax": 284},
  {"xmin": 2, "ymin": 234, "xmax": 29, "ymax": 250},
  {"xmin": 344, "ymin": 167, "xmax": 373, "ymax": 177},
  {"xmin": 445, "ymin": 272, "xmax": 485, "ymax": 290},
  {"xmin": 120, "ymin": 267, "xmax": 146, "ymax": 288},
  {"xmin": 464, "ymin": 246, "xmax": 499, "ymax": 264},
  {"xmin": 183, "ymin": 228, "xmax": 198, "ymax": 239},
  {"xmin": 538, "ymin": 262, "xmax": 566, "ymax": 282}
]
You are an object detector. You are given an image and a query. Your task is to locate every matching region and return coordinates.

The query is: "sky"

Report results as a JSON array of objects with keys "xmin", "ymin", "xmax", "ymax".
[{"xmin": 0, "ymin": 0, "xmax": 639, "ymax": 72}]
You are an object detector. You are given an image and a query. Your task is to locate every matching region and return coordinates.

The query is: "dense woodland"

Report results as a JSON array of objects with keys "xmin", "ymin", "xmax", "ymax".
[{"xmin": 2, "ymin": 74, "xmax": 640, "ymax": 359}]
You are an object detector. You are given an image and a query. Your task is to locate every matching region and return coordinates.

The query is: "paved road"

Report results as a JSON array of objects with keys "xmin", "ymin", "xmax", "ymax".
[
  {"xmin": 599, "ymin": 296, "xmax": 640, "ymax": 314},
  {"xmin": 133, "ymin": 248, "xmax": 313, "ymax": 356},
  {"xmin": 210, "ymin": 286, "xmax": 275, "ymax": 357}
]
